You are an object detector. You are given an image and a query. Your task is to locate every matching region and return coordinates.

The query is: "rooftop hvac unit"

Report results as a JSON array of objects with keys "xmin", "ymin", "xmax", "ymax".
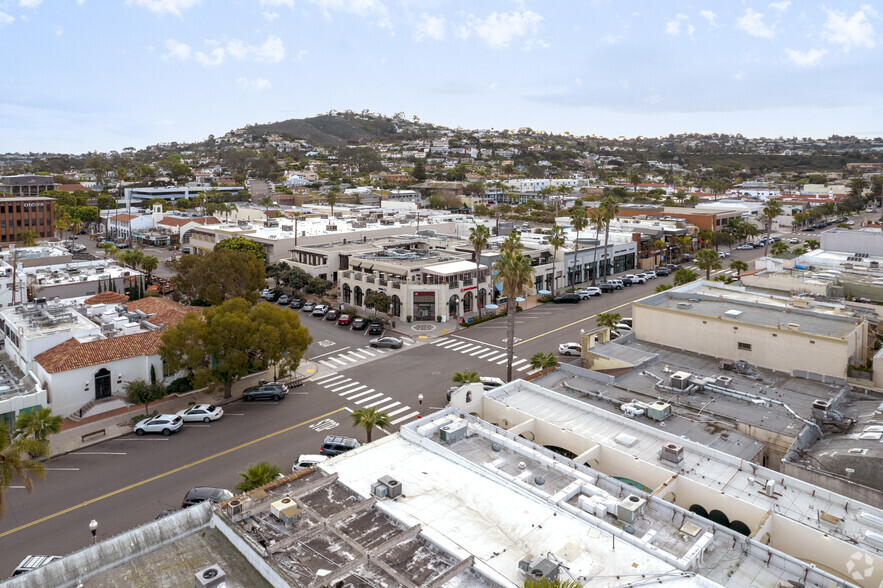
[
  {"xmin": 194, "ymin": 565, "xmax": 226, "ymax": 588},
  {"xmin": 517, "ymin": 556, "xmax": 559, "ymax": 581},
  {"xmin": 716, "ymin": 375, "xmax": 733, "ymax": 388},
  {"xmin": 226, "ymin": 499, "xmax": 243, "ymax": 516},
  {"xmin": 669, "ymin": 371, "xmax": 691, "ymax": 390},
  {"xmin": 647, "ymin": 401, "xmax": 671, "ymax": 421},
  {"xmin": 661, "ymin": 442, "xmax": 685, "ymax": 464},
  {"xmin": 439, "ymin": 422, "xmax": 468, "ymax": 444},
  {"xmin": 616, "ymin": 495, "xmax": 647, "ymax": 524},
  {"xmin": 270, "ymin": 497, "xmax": 301, "ymax": 524},
  {"xmin": 377, "ymin": 475, "xmax": 402, "ymax": 498}
]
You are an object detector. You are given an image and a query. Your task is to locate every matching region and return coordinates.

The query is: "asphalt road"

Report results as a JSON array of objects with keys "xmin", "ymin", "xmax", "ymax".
[{"xmin": 1, "ymin": 212, "xmax": 868, "ymax": 575}]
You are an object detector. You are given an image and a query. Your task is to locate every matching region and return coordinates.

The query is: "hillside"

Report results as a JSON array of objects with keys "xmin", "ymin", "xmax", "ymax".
[{"xmin": 247, "ymin": 114, "xmax": 400, "ymax": 148}]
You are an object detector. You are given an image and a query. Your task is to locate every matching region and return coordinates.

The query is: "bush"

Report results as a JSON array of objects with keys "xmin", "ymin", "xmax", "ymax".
[
  {"xmin": 463, "ymin": 311, "xmax": 505, "ymax": 327},
  {"xmin": 168, "ymin": 376, "xmax": 193, "ymax": 394},
  {"xmin": 132, "ymin": 410, "xmax": 157, "ymax": 425}
]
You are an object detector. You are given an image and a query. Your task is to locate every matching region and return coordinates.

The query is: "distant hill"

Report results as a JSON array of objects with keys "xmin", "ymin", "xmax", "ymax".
[{"xmin": 247, "ymin": 114, "xmax": 400, "ymax": 148}]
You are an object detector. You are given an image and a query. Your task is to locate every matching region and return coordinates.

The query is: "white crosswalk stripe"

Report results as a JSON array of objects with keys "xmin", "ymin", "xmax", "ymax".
[
  {"xmin": 496, "ymin": 357, "xmax": 510, "ymax": 365},
  {"xmin": 319, "ymin": 360, "xmax": 338, "ymax": 369},
  {"xmin": 338, "ymin": 354, "xmax": 359, "ymax": 363},
  {"xmin": 511, "ymin": 359, "xmax": 528, "ymax": 368},
  {"xmin": 322, "ymin": 377, "xmax": 350, "ymax": 388},
  {"xmin": 456, "ymin": 344, "xmax": 479, "ymax": 354},
  {"xmin": 391, "ymin": 411, "xmax": 420, "ymax": 425},
  {"xmin": 330, "ymin": 382, "xmax": 361, "ymax": 393},
  {"xmin": 376, "ymin": 400, "xmax": 401, "ymax": 412},
  {"xmin": 434, "ymin": 339, "xmax": 459, "ymax": 348},
  {"xmin": 476, "ymin": 349, "xmax": 499, "ymax": 359},
  {"xmin": 447, "ymin": 342, "xmax": 472, "ymax": 351},
  {"xmin": 516, "ymin": 363, "xmax": 532, "ymax": 372},
  {"xmin": 354, "ymin": 392, "xmax": 384, "ymax": 405},
  {"xmin": 385, "ymin": 406, "xmax": 411, "ymax": 417},
  {"xmin": 313, "ymin": 373, "xmax": 342, "ymax": 384},
  {"xmin": 362, "ymin": 396, "xmax": 391, "ymax": 408},
  {"xmin": 346, "ymin": 388, "xmax": 376, "ymax": 401},
  {"xmin": 359, "ymin": 348, "xmax": 376, "ymax": 356},
  {"xmin": 348, "ymin": 350, "xmax": 371, "ymax": 359},
  {"xmin": 338, "ymin": 385, "xmax": 367, "ymax": 396},
  {"xmin": 330, "ymin": 357, "xmax": 347, "ymax": 366},
  {"xmin": 486, "ymin": 352, "xmax": 508, "ymax": 362},
  {"xmin": 403, "ymin": 339, "xmax": 414, "ymax": 345},
  {"xmin": 468, "ymin": 346, "xmax": 491, "ymax": 356}
]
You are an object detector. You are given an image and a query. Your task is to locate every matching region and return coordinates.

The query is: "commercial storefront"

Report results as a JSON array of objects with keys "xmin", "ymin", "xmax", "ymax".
[{"xmin": 0, "ymin": 196, "xmax": 56, "ymax": 243}]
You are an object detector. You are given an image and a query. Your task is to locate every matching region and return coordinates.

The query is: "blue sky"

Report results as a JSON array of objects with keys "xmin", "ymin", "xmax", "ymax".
[{"xmin": 1, "ymin": 0, "xmax": 881, "ymax": 153}]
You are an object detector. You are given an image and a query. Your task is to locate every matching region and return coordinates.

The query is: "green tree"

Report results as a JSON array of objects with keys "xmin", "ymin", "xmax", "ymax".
[
  {"xmin": 305, "ymin": 277, "xmax": 332, "ymax": 296},
  {"xmin": 96, "ymin": 194, "xmax": 118, "ymax": 210},
  {"xmin": 214, "ymin": 236, "xmax": 266, "ymax": 261},
  {"xmin": 673, "ymin": 268, "xmax": 699, "ymax": 286},
  {"xmin": 235, "ymin": 462, "xmax": 281, "ymax": 492},
  {"xmin": 494, "ymin": 237, "xmax": 534, "ymax": 381},
  {"xmin": 805, "ymin": 239, "xmax": 820, "ymax": 250},
  {"xmin": 588, "ymin": 207, "xmax": 604, "ymax": 286},
  {"xmin": 160, "ymin": 298, "xmax": 312, "ymax": 399},
  {"xmin": 569, "ymin": 207, "xmax": 588, "ymax": 287},
  {"xmin": 655, "ymin": 283, "xmax": 673, "ymax": 292},
  {"xmin": 99, "ymin": 241, "xmax": 118, "ymax": 260},
  {"xmin": 412, "ymin": 159, "xmax": 427, "ymax": 182},
  {"xmin": 770, "ymin": 241, "xmax": 789, "ymax": 257},
  {"xmin": 469, "ymin": 224, "xmax": 491, "ymax": 317},
  {"xmin": 123, "ymin": 378, "xmax": 168, "ymax": 416},
  {"xmin": 326, "ymin": 187, "xmax": 340, "ymax": 218},
  {"xmin": 729, "ymin": 259, "xmax": 748, "ymax": 275},
  {"xmin": 13, "ymin": 408, "xmax": 62, "ymax": 443},
  {"xmin": 596, "ymin": 312, "xmax": 621, "ymax": 331},
  {"xmin": 140, "ymin": 255, "xmax": 159, "ymax": 282},
  {"xmin": 0, "ymin": 422, "xmax": 48, "ymax": 518},
  {"xmin": 598, "ymin": 196, "xmax": 620, "ymax": 280},
  {"xmin": 172, "ymin": 249, "xmax": 265, "ymax": 306},
  {"xmin": 351, "ymin": 407, "xmax": 390, "ymax": 443},
  {"xmin": 761, "ymin": 199, "xmax": 783, "ymax": 257},
  {"xmin": 547, "ymin": 225, "xmax": 566, "ymax": 296},
  {"xmin": 259, "ymin": 195, "xmax": 274, "ymax": 218},
  {"xmin": 17, "ymin": 230, "xmax": 39, "ymax": 247},
  {"xmin": 627, "ymin": 169, "xmax": 643, "ymax": 193},
  {"xmin": 169, "ymin": 162, "xmax": 193, "ymax": 183},
  {"xmin": 695, "ymin": 248, "xmax": 722, "ymax": 279},
  {"xmin": 364, "ymin": 290, "xmax": 391, "ymax": 314},
  {"xmin": 529, "ymin": 352, "xmax": 557, "ymax": 371},
  {"xmin": 452, "ymin": 371, "xmax": 480, "ymax": 385}
]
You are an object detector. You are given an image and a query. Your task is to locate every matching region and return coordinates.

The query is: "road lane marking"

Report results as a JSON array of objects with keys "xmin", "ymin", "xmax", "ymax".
[
  {"xmin": 44, "ymin": 468, "xmax": 80, "ymax": 471},
  {"xmin": 346, "ymin": 389, "xmax": 376, "ymax": 401},
  {"xmin": 329, "ymin": 382, "xmax": 361, "ymax": 393},
  {"xmin": 338, "ymin": 385, "xmax": 368, "ymax": 397},
  {"xmin": 455, "ymin": 344, "xmax": 479, "ymax": 354},
  {"xmin": 385, "ymin": 406, "xmax": 411, "ymax": 417},
  {"xmin": 516, "ymin": 363, "xmax": 532, "ymax": 372},
  {"xmin": 338, "ymin": 354, "xmax": 359, "ymax": 363},
  {"xmin": 319, "ymin": 360, "xmax": 338, "ymax": 369},
  {"xmin": 323, "ymin": 377, "xmax": 351, "ymax": 389},
  {"xmin": 114, "ymin": 438, "xmax": 169, "ymax": 441},
  {"xmin": 486, "ymin": 352, "xmax": 507, "ymax": 362},
  {"xmin": 76, "ymin": 452, "xmax": 126, "ymax": 455},
  {"xmin": 311, "ymin": 346, "xmax": 350, "ymax": 360},
  {"xmin": 0, "ymin": 408, "xmax": 348, "ymax": 540},
  {"xmin": 376, "ymin": 401, "xmax": 400, "ymax": 411},
  {"xmin": 353, "ymin": 393, "xmax": 384, "ymax": 405},
  {"xmin": 513, "ymin": 299, "xmax": 634, "ymax": 347},
  {"xmin": 450, "ymin": 335, "xmax": 505, "ymax": 350},
  {"xmin": 358, "ymin": 348, "xmax": 376, "ymax": 356},
  {"xmin": 495, "ymin": 357, "xmax": 510, "ymax": 365},
  {"xmin": 313, "ymin": 373, "xmax": 342, "ymax": 384},
  {"xmin": 511, "ymin": 359, "xmax": 527, "ymax": 368},
  {"xmin": 445, "ymin": 342, "xmax": 471, "ymax": 351},
  {"xmin": 434, "ymin": 339, "xmax": 458, "ymax": 348},
  {"xmin": 390, "ymin": 411, "xmax": 420, "ymax": 425}
]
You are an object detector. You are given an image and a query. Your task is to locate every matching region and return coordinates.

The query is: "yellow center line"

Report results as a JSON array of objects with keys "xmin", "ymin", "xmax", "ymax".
[{"xmin": 0, "ymin": 407, "xmax": 347, "ymax": 539}]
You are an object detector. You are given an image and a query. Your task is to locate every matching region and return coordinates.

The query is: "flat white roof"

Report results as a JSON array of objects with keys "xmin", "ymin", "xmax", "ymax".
[{"xmin": 424, "ymin": 260, "xmax": 484, "ymax": 275}]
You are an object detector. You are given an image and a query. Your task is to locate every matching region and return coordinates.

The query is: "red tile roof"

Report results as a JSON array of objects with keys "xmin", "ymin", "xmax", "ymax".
[
  {"xmin": 158, "ymin": 216, "xmax": 221, "ymax": 227},
  {"xmin": 110, "ymin": 213, "xmax": 138, "ymax": 222},
  {"xmin": 83, "ymin": 291, "xmax": 129, "ymax": 305}
]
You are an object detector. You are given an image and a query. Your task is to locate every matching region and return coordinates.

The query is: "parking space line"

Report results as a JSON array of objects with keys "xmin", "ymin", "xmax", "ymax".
[
  {"xmin": 376, "ymin": 401, "xmax": 400, "ymax": 412},
  {"xmin": 338, "ymin": 385, "xmax": 367, "ymax": 397},
  {"xmin": 390, "ymin": 411, "xmax": 420, "ymax": 425},
  {"xmin": 353, "ymin": 392, "xmax": 384, "ymax": 405},
  {"xmin": 346, "ymin": 388, "xmax": 376, "ymax": 401},
  {"xmin": 385, "ymin": 406, "xmax": 411, "ymax": 417}
]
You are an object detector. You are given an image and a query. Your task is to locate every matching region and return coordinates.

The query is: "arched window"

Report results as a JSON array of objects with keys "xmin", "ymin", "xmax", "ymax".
[
  {"xmin": 478, "ymin": 288, "xmax": 486, "ymax": 309},
  {"xmin": 342, "ymin": 284, "xmax": 351, "ymax": 304},
  {"xmin": 463, "ymin": 291, "xmax": 473, "ymax": 312},
  {"xmin": 354, "ymin": 286, "xmax": 363, "ymax": 307},
  {"xmin": 448, "ymin": 295, "xmax": 459, "ymax": 317},
  {"xmin": 391, "ymin": 295, "xmax": 401, "ymax": 317}
]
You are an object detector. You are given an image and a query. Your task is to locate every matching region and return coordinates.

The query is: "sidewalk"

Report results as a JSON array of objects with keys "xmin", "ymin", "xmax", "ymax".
[{"xmin": 47, "ymin": 361, "xmax": 320, "ymax": 458}]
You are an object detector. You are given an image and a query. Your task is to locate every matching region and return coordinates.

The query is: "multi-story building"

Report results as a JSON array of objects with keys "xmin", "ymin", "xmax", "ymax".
[
  {"xmin": 0, "ymin": 196, "xmax": 56, "ymax": 244},
  {"xmin": 0, "ymin": 174, "xmax": 55, "ymax": 197}
]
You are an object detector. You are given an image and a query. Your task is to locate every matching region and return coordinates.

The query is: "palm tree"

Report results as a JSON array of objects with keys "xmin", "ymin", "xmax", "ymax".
[
  {"xmin": 259, "ymin": 195, "xmax": 274, "ymax": 220},
  {"xmin": 235, "ymin": 462, "xmax": 281, "ymax": 492},
  {"xmin": 351, "ymin": 407, "xmax": 390, "ymax": 443},
  {"xmin": 673, "ymin": 268, "xmax": 699, "ymax": 286},
  {"xmin": 17, "ymin": 230, "xmax": 39, "ymax": 247},
  {"xmin": 326, "ymin": 187, "xmax": 341, "ymax": 218},
  {"xmin": 792, "ymin": 246, "xmax": 807, "ymax": 256},
  {"xmin": 761, "ymin": 199, "xmax": 783, "ymax": 257},
  {"xmin": 547, "ymin": 225, "xmax": 565, "ymax": 296},
  {"xmin": 452, "ymin": 371, "xmax": 480, "ymax": 385},
  {"xmin": 588, "ymin": 208, "xmax": 604, "ymax": 286},
  {"xmin": 655, "ymin": 283, "xmax": 673, "ymax": 292},
  {"xmin": 14, "ymin": 408, "xmax": 62, "ymax": 443},
  {"xmin": 596, "ymin": 312, "xmax": 621, "ymax": 331},
  {"xmin": 599, "ymin": 196, "xmax": 619, "ymax": 281},
  {"xmin": 805, "ymin": 239, "xmax": 820, "ymax": 250},
  {"xmin": 469, "ymin": 225, "xmax": 491, "ymax": 318},
  {"xmin": 650, "ymin": 239, "xmax": 666, "ymax": 264},
  {"xmin": 140, "ymin": 255, "xmax": 158, "ymax": 283},
  {"xmin": 770, "ymin": 241, "xmax": 790, "ymax": 257},
  {"xmin": 99, "ymin": 242, "xmax": 118, "ymax": 260},
  {"xmin": 529, "ymin": 352, "xmax": 557, "ymax": 371},
  {"xmin": 494, "ymin": 241, "xmax": 535, "ymax": 381},
  {"xmin": 729, "ymin": 259, "xmax": 748, "ymax": 276},
  {"xmin": 695, "ymin": 248, "xmax": 722, "ymax": 279},
  {"xmin": 568, "ymin": 207, "xmax": 587, "ymax": 288},
  {"xmin": 0, "ymin": 422, "xmax": 48, "ymax": 518}
]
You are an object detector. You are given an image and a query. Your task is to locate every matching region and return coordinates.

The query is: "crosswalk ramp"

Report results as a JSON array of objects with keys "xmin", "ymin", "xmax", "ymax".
[
  {"xmin": 430, "ymin": 337, "xmax": 539, "ymax": 374},
  {"xmin": 315, "ymin": 340, "xmax": 415, "ymax": 370},
  {"xmin": 311, "ymin": 373, "xmax": 422, "ymax": 426}
]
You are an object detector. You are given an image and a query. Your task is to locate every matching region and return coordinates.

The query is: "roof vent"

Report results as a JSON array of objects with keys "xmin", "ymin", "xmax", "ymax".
[
  {"xmin": 194, "ymin": 565, "xmax": 226, "ymax": 588},
  {"xmin": 723, "ymin": 309, "xmax": 742, "ymax": 318},
  {"xmin": 787, "ymin": 322, "xmax": 800, "ymax": 331}
]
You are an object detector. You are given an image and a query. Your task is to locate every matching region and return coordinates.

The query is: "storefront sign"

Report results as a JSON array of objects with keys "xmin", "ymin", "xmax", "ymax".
[
  {"xmin": 414, "ymin": 291, "xmax": 434, "ymax": 296},
  {"xmin": 460, "ymin": 285, "xmax": 477, "ymax": 293}
]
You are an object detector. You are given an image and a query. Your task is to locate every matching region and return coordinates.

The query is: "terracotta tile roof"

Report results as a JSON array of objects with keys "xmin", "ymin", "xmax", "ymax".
[
  {"xmin": 110, "ymin": 213, "xmax": 137, "ymax": 222},
  {"xmin": 125, "ymin": 297, "xmax": 192, "ymax": 328},
  {"xmin": 35, "ymin": 331, "xmax": 163, "ymax": 374},
  {"xmin": 83, "ymin": 291, "xmax": 129, "ymax": 305},
  {"xmin": 158, "ymin": 216, "xmax": 221, "ymax": 227}
]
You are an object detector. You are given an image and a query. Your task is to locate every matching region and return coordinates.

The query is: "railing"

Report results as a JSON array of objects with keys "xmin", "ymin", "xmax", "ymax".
[
  {"xmin": 366, "ymin": 276, "xmax": 375, "ymax": 284},
  {"xmin": 342, "ymin": 271, "xmax": 352, "ymax": 279},
  {"xmin": 391, "ymin": 281, "xmax": 401, "ymax": 289},
  {"xmin": 462, "ymin": 278, "xmax": 473, "ymax": 286},
  {"xmin": 379, "ymin": 279, "xmax": 388, "ymax": 287},
  {"xmin": 354, "ymin": 273, "xmax": 362, "ymax": 280}
]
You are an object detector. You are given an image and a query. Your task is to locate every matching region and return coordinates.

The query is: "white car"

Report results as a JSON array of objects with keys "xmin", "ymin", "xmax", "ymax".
[
  {"xmin": 292, "ymin": 454, "xmax": 328, "ymax": 472},
  {"xmin": 847, "ymin": 220, "xmax": 855, "ymax": 226},
  {"xmin": 312, "ymin": 304, "xmax": 329, "ymax": 316},
  {"xmin": 624, "ymin": 274, "xmax": 646, "ymax": 284},
  {"xmin": 642, "ymin": 270, "xmax": 657, "ymax": 279},
  {"xmin": 260, "ymin": 288, "xmax": 272, "ymax": 299},
  {"xmin": 558, "ymin": 342, "xmax": 582, "ymax": 356},
  {"xmin": 576, "ymin": 287, "xmax": 602, "ymax": 298},
  {"xmin": 737, "ymin": 244, "xmax": 754, "ymax": 250},
  {"xmin": 134, "ymin": 414, "xmax": 183, "ymax": 436},
  {"xmin": 614, "ymin": 323, "xmax": 632, "ymax": 332},
  {"xmin": 480, "ymin": 376, "xmax": 506, "ymax": 390},
  {"xmin": 788, "ymin": 238, "xmax": 800, "ymax": 244},
  {"xmin": 619, "ymin": 317, "xmax": 633, "ymax": 329},
  {"xmin": 718, "ymin": 251, "xmax": 730, "ymax": 258},
  {"xmin": 176, "ymin": 404, "xmax": 224, "ymax": 423}
]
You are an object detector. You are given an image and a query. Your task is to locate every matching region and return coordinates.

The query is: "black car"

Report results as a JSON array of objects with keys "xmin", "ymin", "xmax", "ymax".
[
  {"xmin": 242, "ymin": 382, "xmax": 288, "ymax": 401},
  {"xmin": 552, "ymin": 293, "xmax": 581, "ymax": 304},
  {"xmin": 655, "ymin": 267, "xmax": 672, "ymax": 277},
  {"xmin": 598, "ymin": 283, "xmax": 615, "ymax": 293},
  {"xmin": 325, "ymin": 309, "xmax": 340, "ymax": 321},
  {"xmin": 265, "ymin": 290, "xmax": 281, "ymax": 302},
  {"xmin": 352, "ymin": 317, "xmax": 368, "ymax": 330},
  {"xmin": 181, "ymin": 487, "xmax": 235, "ymax": 508},
  {"xmin": 367, "ymin": 321, "xmax": 384, "ymax": 335},
  {"xmin": 319, "ymin": 435, "xmax": 362, "ymax": 456},
  {"xmin": 290, "ymin": 298, "xmax": 306, "ymax": 309}
]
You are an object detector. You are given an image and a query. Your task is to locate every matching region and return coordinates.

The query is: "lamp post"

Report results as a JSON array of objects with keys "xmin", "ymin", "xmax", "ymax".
[
  {"xmin": 417, "ymin": 394, "xmax": 423, "ymax": 416},
  {"xmin": 89, "ymin": 519, "xmax": 98, "ymax": 542}
]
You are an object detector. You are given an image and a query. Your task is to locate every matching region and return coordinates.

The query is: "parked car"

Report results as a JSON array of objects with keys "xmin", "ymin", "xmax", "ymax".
[
  {"xmin": 277, "ymin": 294, "xmax": 291, "ymax": 305},
  {"xmin": 654, "ymin": 267, "xmax": 671, "ymax": 277},
  {"xmin": 718, "ymin": 251, "xmax": 730, "ymax": 259},
  {"xmin": 624, "ymin": 274, "xmax": 646, "ymax": 284},
  {"xmin": 642, "ymin": 270, "xmax": 657, "ymax": 279},
  {"xmin": 352, "ymin": 317, "xmax": 369, "ymax": 330},
  {"xmin": 312, "ymin": 304, "xmax": 329, "ymax": 316},
  {"xmin": 367, "ymin": 321, "xmax": 383, "ymax": 335},
  {"xmin": 134, "ymin": 414, "xmax": 183, "ymax": 436},
  {"xmin": 181, "ymin": 487, "xmax": 235, "ymax": 508},
  {"xmin": 369, "ymin": 336, "xmax": 403, "ymax": 349},
  {"xmin": 598, "ymin": 283, "xmax": 615, "ymax": 293},
  {"xmin": 302, "ymin": 302, "xmax": 316, "ymax": 312},
  {"xmin": 176, "ymin": 404, "xmax": 224, "ymax": 423},
  {"xmin": 480, "ymin": 376, "xmax": 506, "ymax": 390},
  {"xmin": 576, "ymin": 287, "xmax": 602, "ymax": 298},
  {"xmin": 604, "ymin": 279, "xmax": 625, "ymax": 290},
  {"xmin": 291, "ymin": 298, "xmax": 306, "ymax": 309},
  {"xmin": 260, "ymin": 288, "xmax": 272, "ymax": 299},
  {"xmin": 737, "ymin": 244, "xmax": 754, "ymax": 250},
  {"xmin": 614, "ymin": 323, "xmax": 632, "ymax": 332},
  {"xmin": 558, "ymin": 342, "xmax": 582, "ymax": 356},
  {"xmin": 788, "ymin": 238, "xmax": 800, "ymax": 244},
  {"xmin": 292, "ymin": 454, "xmax": 328, "ymax": 472},
  {"xmin": 266, "ymin": 290, "xmax": 281, "ymax": 302},
  {"xmin": 619, "ymin": 317, "xmax": 633, "ymax": 329},
  {"xmin": 242, "ymin": 382, "xmax": 288, "ymax": 401},
  {"xmin": 325, "ymin": 309, "xmax": 339, "ymax": 321},
  {"xmin": 10, "ymin": 555, "xmax": 61, "ymax": 577},
  {"xmin": 552, "ymin": 293, "xmax": 581, "ymax": 304},
  {"xmin": 770, "ymin": 237, "xmax": 782, "ymax": 243},
  {"xmin": 664, "ymin": 264, "xmax": 679, "ymax": 271},
  {"xmin": 319, "ymin": 435, "xmax": 362, "ymax": 456},
  {"xmin": 337, "ymin": 314, "xmax": 354, "ymax": 326}
]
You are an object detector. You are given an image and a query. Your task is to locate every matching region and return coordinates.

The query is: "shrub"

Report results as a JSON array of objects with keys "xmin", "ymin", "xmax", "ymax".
[
  {"xmin": 168, "ymin": 376, "xmax": 193, "ymax": 394},
  {"xmin": 131, "ymin": 410, "xmax": 158, "ymax": 425}
]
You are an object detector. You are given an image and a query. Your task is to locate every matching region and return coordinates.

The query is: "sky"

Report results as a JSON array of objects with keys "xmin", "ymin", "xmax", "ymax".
[{"xmin": 1, "ymin": 0, "xmax": 881, "ymax": 153}]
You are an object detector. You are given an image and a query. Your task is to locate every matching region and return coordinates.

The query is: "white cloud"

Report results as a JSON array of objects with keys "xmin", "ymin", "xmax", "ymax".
[
  {"xmin": 645, "ymin": 88, "xmax": 661, "ymax": 105},
  {"xmin": 19, "ymin": 0, "xmax": 44, "ymax": 7},
  {"xmin": 127, "ymin": 0, "xmax": 201, "ymax": 17},
  {"xmin": 54, "ymin": 24, "xmax": 62, "ymax": 35},
  {"xmin": 736, "ymin": 8, "xmax": 775, "ymax": 39},
  {"xmin": 575, "ymin": 77, "xmax": 583, "ymax": 86},
  {"xmin": 297, "ymin": 49, "xmax": 308, "ymax": 61},
  {"xmin": 163, "ymin": 39, "xmax": 192, "ymax": 60},
  {"xmin": 196, "ymin": 47, "xmax": 225, "ymax": 66},
  {"xmin": 236, "ymin": 77, "xmax": 272, "ymax": 91},
  {"xmin": 413, "ymin": 13, "xmax": 445, "ymax": 41},
  {"xmin": 459, "ymin": 10, "xmax": 543, "ymax": 49},
  {"xmin": 261, "ymin": 0, "xmax": 293, "ymax": 6},
  {"xmin": 785, "ymin": 47, "xmax": 827, "ymax": 67},
  {"xmin": 310, "ymin": 0, "xmax": 391, "ymax": 28},
  {"xmin": 0, "ymin": 11, "xmax": 13, "ymax": 25},
  {"xmin": 822, "ymin": 7, "xmax": 875, "ymax": 51},
  {"xmin": 252, "ymin": 35, "xmax": 286, "ymax": 62},
  {"xmin": 600, "ymin": 33, "xmax": 623, "ymax": 44},
  {"xmin": 734, "ymin": 70, "xmax": 745, "ymax": 81},
  {"xmin": 769, "ymin": 1, "xmax": 790, "ymax": 13},
  {"xmin": 700, "ymin": 10, "xmax": 716, "ymax": 26},
  {"xmin": 665, "ymin": 14, "xmax": 687, "ymax": 36},
  {"xmin": 263, "ymin": 11, "xmax": 279, "ymax": 21}
]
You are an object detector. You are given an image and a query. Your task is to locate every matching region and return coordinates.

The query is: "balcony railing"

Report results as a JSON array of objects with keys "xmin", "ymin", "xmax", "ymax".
[
  {"xmin": 366, "ymin": 275, "xmax": 375, "ymax": 284},
  {"xmin": 391, "ymin": 280, "xmax": 401, "ymax": 289},
  {"xmin": 354, "ymin": 272, "xmax": 363, "ymax": 280},
  {"xmin": 342, "ymin": 271, "xmax": 352, "ymax": 279}
]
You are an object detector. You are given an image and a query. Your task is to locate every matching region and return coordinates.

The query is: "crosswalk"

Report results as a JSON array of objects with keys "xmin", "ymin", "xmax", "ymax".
[
  {"xmin": 311, "ymin": 373, "xmax": 422, "ymax": 426},
  {"xmin": 314, "ymin": 340, "xmax": 415, "ymax": 371},
  {"xmin": 429, "ymin": 337, "xmax": 541, "ymax": 375},
  {"xmin": 681, "ymin": 265, "xmax": 741, "ymax": 278}
]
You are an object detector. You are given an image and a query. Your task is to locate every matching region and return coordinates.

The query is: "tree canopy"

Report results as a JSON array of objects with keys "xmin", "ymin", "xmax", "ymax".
[
  {"xmin": 172, "ymin": 249, "xmax": 265, "ymax": 306},
  {"xmin": 214, "ymin": 236, "xmax": 267, "ymax": 261}
]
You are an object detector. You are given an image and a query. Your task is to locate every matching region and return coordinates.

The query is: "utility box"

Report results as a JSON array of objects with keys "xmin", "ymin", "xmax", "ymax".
[
  {"xmin": 647, "ymin": 401, "xmax": 671, "ymax": 421},
  {"xmin": 439, "ymin": 422, "xmax": 468, "ymax": 444},
  {"xmin": 670, "ymin": 371, "xmax": 691, "ymax": 389},
  {"xmin": 616, "ymin": 495, "xmax": 647, "ymax": 525},
  {"xmin": 661, "ymin": 442, "xmax": 685, "ymax": 464},
  {"xmin": 378, "ymin": 475, "xmax": 402, "ymax": 498}
]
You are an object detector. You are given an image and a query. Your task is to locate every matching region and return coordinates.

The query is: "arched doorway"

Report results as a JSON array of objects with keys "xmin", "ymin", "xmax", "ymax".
[
  {"xmin": 342, "ymin": 284, "xmax": 351, "ymax": 304},
  {"xmin": 463, "ymin": 291, "xmax": 473, "ymax": 313},
  {"xmin": 391, "ymin": 295, "xmax": 401, "ymax": 317},
  {"xmin": 448, "ymin": 295, "xmax": 459, "ymax": 318},
  {"xmin": 354, "ymin": 286, "xmax": 363, "ymax": 307},
  {"xmin": 94, "ymin": 368, "xmax": 111, "ymax": 400},
  {"xmin": 478, "ymin": 288, "xmax": 486, "ymax": 309}
]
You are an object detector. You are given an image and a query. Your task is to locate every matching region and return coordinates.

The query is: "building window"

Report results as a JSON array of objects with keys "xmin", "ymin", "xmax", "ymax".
[{"xmin": 737, "ymin": 342, "xmax": 751, "ymax": 351}]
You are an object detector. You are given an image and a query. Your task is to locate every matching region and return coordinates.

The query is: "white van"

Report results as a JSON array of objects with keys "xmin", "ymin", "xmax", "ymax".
[{"xmin": 292, "ymin": 454, "xmax": 328, "ymax": 472}]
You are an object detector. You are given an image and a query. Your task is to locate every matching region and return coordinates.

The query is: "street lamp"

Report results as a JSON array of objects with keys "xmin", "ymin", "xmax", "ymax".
[
  {"xmin": 89, "ymin": 519, "xmax": 98, "ymax": 542},
  {"xmin": 417, "ymin": 394, "xmax": 424, "ymax": 415}
]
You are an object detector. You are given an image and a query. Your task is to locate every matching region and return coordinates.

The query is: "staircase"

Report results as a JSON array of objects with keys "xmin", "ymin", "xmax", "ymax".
[{"xmin": 67, "ymin": 394, "xmax": 128, "ymax": 422}]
